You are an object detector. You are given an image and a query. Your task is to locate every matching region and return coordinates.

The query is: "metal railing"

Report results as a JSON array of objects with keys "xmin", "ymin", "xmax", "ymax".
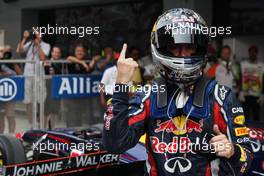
[
  {"xmin": 0, "ymin": 59, "xmax": 39, "ymax": 130},
  {"xmin": 0, "ymin": 59, "xmax": 102, "ymax": 131}
]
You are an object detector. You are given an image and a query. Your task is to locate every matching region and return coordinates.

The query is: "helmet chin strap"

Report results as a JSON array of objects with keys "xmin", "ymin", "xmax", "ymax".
[
  {"xmin": 176, "ymin": 83, "xmax": 195, "ymax": 95},
  {"xmin": 174, "ymin": 72, "xmax": 203, "ymax": 95}
]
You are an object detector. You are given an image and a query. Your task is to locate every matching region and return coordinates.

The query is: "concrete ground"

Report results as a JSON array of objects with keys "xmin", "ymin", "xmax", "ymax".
[{"xmin": 2, "ymin": 101, "xmax": 103, "ymax": 134}]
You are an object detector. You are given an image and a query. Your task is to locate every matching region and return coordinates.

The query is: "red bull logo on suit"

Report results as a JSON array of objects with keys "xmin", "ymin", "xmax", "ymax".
[{"xmin": 155, "ymin": 115, "xmax": 203, "ymax": 135}]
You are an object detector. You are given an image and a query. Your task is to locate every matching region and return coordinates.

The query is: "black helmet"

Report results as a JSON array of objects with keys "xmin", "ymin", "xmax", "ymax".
[{"xmin": 151, "ymin": 8, "xmax": 209, "ymax": 85}]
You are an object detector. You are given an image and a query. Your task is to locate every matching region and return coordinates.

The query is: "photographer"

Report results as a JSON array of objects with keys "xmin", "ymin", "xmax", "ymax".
[{"xmin": 17, "ymin": 30, "xmax": 51, "ymax": 128}]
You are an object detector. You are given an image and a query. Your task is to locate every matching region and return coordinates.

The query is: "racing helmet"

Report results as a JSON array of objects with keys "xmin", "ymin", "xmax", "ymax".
[{"xmin": 151, "ymin": 8, "xmax": 209, "ymax": 85}]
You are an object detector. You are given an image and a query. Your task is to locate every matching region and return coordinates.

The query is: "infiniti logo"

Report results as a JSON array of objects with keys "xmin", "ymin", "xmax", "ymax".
[
  {"xmin": 0, "ymin": 78, "xmax": 17, "ymax": 101},
  {"xmin": 164, "ymin": 157, "xmax": 192, "ymax": 173}
]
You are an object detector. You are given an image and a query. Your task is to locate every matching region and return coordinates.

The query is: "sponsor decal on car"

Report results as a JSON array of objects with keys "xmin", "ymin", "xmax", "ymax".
[
  {"xmin": 235, "ymin": 127, "xmax": 248, "ymax": 136},
  {"xmin": 3, "ymin": 152, "xmax": 119, "ymax": 176}
]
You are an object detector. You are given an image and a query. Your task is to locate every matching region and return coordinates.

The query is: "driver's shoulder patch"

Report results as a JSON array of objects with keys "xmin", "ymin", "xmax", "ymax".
[{"xmin": 214, "ymin": 84, "xmax": 231, "ymax": 106}]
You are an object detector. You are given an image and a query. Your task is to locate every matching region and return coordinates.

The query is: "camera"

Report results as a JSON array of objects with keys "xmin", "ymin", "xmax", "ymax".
[
  {"xmin": 29, "ymin": 30, "xmax": 37, "ymax": 40},
  {"xmin": 26, "ymin": 29, "xmax": 37, "ymax": 41},
  {"xmin": 2, "ymin": 51, "xmax": 12, "ymax": 59}
]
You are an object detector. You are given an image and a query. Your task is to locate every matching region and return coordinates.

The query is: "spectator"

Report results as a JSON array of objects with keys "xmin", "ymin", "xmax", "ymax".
[
  {"xmin": 0, "ymin": 45, "xmax": 22, "ymax": 133},
  {"xmin": 67, "ymin": 43, "xmax": 98, "ymax": 74},
  {"xmin": 44, "ymin": 46, "xmax": 63, "ymax": 74},
  {"xmin": 128, "ymin": 47, "xmax": 143, "ymax": 86},
  {"xmin": 43, "ymin": 46, "xmax": 62, "ymax": 129},
  {"xmin": 239, "ymin": 45, "xmax": 264, "ymax": 121},
  {"xmin": 140, "ymin": 51, "xmax": 159, "ymax": 83},
  {"xmin": 215, "ymin": 45, "xmax": 235, "ymax": 89},
  {"xmin": 204, "ymin": 44, "xmax": 218, "ymax": 77},
  {"xmin": 96, "ymin": 46, "xmax": 115, "ymax": 72},
  {"xmin": 90, "ymin": 46, "xmax": 112, "ymax": 123},
  {"xmin": 99, "ymin": 53, "xmax": 119, "ymax": 108},
  {"xmin": 65, "ymin": 43, "xmax": 99, "ymax": 127},
  {"xmin": 1, "ymin": 45, "xmax": 22, "ymax": 75},
  {"xmin": 17, "ymin": 30, "xmax": 51, "ymax": 128}
]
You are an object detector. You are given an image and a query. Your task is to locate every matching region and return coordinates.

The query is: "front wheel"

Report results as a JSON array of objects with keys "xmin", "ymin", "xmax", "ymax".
[{"xmin": 0, "ymin": 135, "xmax": 26, "ymax": 165}]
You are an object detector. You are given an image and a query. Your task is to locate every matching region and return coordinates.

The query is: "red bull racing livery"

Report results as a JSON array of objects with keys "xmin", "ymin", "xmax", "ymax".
[{"xmin": 103, "ymin": 76, "xmax": 253, "ymax": 176}]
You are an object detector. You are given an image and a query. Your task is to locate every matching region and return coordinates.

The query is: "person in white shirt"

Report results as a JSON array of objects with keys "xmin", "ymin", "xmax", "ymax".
[
  {"xmin": 17, "ymin": 30, "xmax": 51, "ymax": 127},
  {"xmin": 100, "ymin": 60, "xmax": 118, "ymax": 108},
  {"xmin": 215, "ymin": 45, "xmax": 235, "ymax": 89},
  {"xmin": 239, "ymin": 45, "xmax": 264, "ymax": 121}
]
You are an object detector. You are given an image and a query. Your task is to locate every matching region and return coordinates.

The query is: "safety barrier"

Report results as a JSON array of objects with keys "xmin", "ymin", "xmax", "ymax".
[{"xmin": 0, "ymin": 59, "xmax": 104, "ymax": 132}]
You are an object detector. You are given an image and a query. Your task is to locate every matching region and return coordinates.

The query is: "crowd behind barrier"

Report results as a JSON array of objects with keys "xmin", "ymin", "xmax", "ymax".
[
  {"xmin": 205, "ymin": 44, "xmax": 264, "ymax": 122},
  {"xmin": 0, "ymin": 35, "xmax": 263, "ymax": 133}
]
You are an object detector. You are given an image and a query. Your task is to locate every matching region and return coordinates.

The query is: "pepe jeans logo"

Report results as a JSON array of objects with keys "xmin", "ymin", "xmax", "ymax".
[
  {"xmin": 0, "ymin": 78, "xmax": 17, "ymax": 101},
  {"xmin": 164, "ymin": 157, "xmax": 192, "ymax": 173}
]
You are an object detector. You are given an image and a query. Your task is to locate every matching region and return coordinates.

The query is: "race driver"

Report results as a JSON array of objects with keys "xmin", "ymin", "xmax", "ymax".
[{"xmin": 103, "ymin": 8, "xmax": 253, "ymax": 176}]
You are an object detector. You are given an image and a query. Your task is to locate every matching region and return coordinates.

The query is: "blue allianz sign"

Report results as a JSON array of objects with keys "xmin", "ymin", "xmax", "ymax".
[
  {"xmin": 0, "ymin": 77, "xmax": 24, "ymax": 102},
  {"xmin": 52, "ymin": 75, "xmax": 102, "ymax": 99}
]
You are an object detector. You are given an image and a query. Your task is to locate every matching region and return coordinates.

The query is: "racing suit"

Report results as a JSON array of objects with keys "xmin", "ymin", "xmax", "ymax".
[{"xmin": 103, "ymin": 76, "xmax": 253, "ymax": 176}]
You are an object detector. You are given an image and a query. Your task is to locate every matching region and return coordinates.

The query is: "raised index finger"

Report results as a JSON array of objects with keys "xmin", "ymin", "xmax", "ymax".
[{"xmin": 119, "ymin": 43, "xmax": 127, "ymax": 60}]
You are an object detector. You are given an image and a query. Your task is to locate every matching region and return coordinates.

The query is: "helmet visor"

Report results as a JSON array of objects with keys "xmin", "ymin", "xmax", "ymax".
[{"xmin": 154, "ymin": 25, "xmax": 208, "ymax": 56}]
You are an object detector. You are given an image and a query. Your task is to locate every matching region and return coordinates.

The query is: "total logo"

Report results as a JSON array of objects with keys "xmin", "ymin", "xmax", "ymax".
[
  {"xmin": 0, "ymin": 78, "xmax": 17, "ymax": 101},
  {"xmin": 155, "ymin": 115, "xmax": 203, "ymax": 135}
]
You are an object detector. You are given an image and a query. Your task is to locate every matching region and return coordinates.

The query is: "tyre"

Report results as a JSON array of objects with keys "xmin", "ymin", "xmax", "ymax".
[{"xmin": 0, "ymin": 135, "xmax": 26, "ymax": 165}]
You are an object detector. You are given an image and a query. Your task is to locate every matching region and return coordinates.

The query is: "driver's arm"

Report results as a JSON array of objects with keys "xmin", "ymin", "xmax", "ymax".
[
  {"xmin": 102, "ymin": 84, "xmax": 150, "ymax": 153},
  {"xmin": 216, "ymin": 87, "xmax": 253, "ymax": 175}
]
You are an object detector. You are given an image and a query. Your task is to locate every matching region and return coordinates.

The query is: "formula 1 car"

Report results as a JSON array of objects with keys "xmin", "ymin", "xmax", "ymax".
[
  {"xmin": 0, "ymin": 123, "xmax": 263, "ymax": 176},
  {"xmin": 0, "ymin": 126, "xmax": 147, "ymax": 176}
]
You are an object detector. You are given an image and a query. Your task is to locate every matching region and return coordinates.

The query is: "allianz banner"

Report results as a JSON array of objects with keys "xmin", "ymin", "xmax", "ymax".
[
  {"xmin": 0, "ymin": 77, "xmax": 24, "ymax": 102},
  {"xmin": 52, "ymin": 74, "xmax": 102, "ymax": 99}
]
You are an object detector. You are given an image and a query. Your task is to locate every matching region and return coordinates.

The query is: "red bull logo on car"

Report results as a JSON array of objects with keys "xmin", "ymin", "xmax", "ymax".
[{"xmin": 155, "ymin": 115, "xmax": 203, "ymax": 135}]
